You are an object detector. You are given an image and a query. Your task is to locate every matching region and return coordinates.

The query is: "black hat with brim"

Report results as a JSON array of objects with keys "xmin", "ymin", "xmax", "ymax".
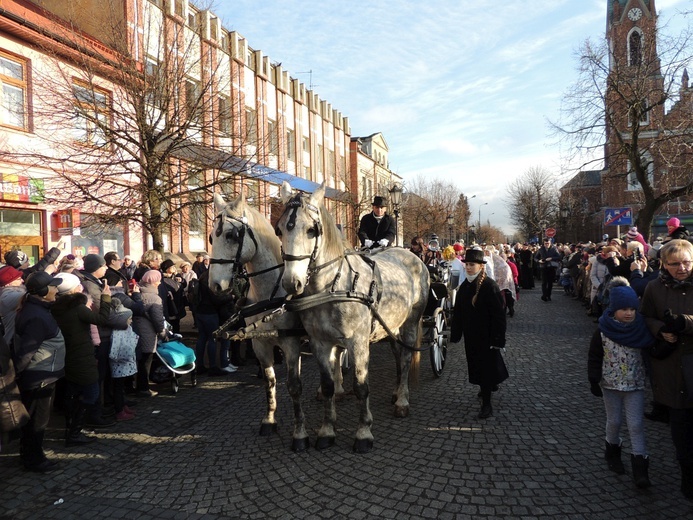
[{"xmin": 462, "ymin": 249, "xmax": 486, "ymax": 264}]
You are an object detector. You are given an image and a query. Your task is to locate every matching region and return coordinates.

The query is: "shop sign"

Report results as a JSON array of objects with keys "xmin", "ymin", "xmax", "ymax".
[
  {"xmin": 57, "ymin": 208, "xmax": 81, "ymax": 236},
  {"xmin": 0, "ymin": 174, "xmax": 45, "ymax": 203}
]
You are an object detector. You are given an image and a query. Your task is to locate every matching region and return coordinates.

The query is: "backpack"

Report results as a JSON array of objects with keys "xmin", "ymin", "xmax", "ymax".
[{"xmin": 186, "ymin": 278, "xmax": 201, "ymax": 312}]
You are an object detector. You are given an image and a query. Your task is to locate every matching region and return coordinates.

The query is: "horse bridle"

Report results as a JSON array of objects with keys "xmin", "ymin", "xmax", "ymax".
[{"xmin": 208, "ymin": 211, "xmax": 258, "ymax": 275}]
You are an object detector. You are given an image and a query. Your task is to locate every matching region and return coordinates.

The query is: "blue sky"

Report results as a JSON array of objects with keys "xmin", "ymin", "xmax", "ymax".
[{"xmin": 214, "ymin": 0, "xmax": 688, "ymax": 234}]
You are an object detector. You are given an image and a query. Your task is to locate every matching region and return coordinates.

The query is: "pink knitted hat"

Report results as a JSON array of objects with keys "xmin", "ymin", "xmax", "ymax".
[{"xmin": 667, "ymin": 217, "xmax": 681, "ymax": 228}]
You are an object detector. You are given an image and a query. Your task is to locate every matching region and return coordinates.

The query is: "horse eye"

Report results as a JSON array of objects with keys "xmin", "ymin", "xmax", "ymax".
[
  {"xmin": 225, "ymin": 231, "xmax": 234, "ymax": 241},
  {"xmin": 307, "ymin": 227, "xmax": 317, "ymax": 239},
  {"xmin": 208, "ymin": 234, "xmax": 213, "ymax": 245}
]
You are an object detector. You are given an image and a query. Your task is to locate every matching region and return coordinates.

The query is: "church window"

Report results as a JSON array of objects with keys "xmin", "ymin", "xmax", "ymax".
[
  {"xmin": 626, "ymin": 153, "xmax": 654, "ymax": 191},
  {"xmin": 628, "ymin": 29, "xmax": 643, "ymax": 66}
]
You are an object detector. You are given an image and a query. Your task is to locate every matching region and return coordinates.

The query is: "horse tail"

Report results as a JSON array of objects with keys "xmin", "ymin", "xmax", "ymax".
[{"xmin": 409, "ymin": 319, "xmax": 422, "ymax": 387}]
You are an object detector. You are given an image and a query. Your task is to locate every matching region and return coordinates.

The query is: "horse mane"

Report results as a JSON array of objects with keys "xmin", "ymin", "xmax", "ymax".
[{"xmin": 318, "ymin": 202, "xmax": 351, "ymax": 259}]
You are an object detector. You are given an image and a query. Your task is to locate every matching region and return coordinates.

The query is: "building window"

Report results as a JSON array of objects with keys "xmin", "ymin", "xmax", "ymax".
[
  {"xmin": 286, "ymin": 129, "xmax": 295, "ymax": 161},
  {"xmin": 185, "ymin": 79, "xmax": 201, "ymax": 125},
  {"xmin": 628, "ymin": 30, "xmax": 643, "ymax": 66},
  {"xmin": 267, "ymin": 120, "xmax": 278, "ymax": 155},
  {"xmin": 302, "ymin": 136, "xmax": 309, "ymax": 153},
  {"xmin": 627, "ymin": 98, "xmax": 649, "ymax": 126},
  {"xmin": 245, "ymin": 108, "xmax": 257, "ymax": 144},
  {"xmin": 627, "ymin": 154, "xmax": 654, "ymax": 191},
  {"xmin": 0, "ymin": 54, "xmax": 27, "ymax": 130},
  {"xmin": 174, "ymin": 0, "xmax": 185, "ymax": 18},
  {"xmin": 72, "ymin": 83, "xmax": 109, "ymax": 146},
  {"xmin": 218, "ymin": 95, "xmax": 231, "ymax": 135}
]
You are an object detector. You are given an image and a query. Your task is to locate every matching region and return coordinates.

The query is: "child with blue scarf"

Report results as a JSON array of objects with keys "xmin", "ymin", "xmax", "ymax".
[{"xmin": 588, "ymin": 276, "xmax": 655, "ymax": 489}]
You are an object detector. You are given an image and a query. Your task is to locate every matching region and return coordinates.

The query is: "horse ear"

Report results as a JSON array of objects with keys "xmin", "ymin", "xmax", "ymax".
[
  {"xmin": 310, "ymin": 181, "xmax": 326, "ymax": 206},
  {"xmin": 280, "ymin": 181, "xmax": 293, "ymax": 203},
  {"xmin": 213, "ymin": 193, "xmax": 226, "ymax": 213}
]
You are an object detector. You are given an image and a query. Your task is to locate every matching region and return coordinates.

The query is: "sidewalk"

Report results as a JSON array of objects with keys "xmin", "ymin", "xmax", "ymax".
[{"xmin": 1, "ymin": 285, "xmax": 691, "ymax": 519}]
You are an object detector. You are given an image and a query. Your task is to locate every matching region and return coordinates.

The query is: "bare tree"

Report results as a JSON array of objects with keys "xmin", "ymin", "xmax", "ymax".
[
  {"xmin": 402, "ymin": 176, "xmax": 466, "ymax": 244},
  {"xmin": 505, "ymin": 166, "xmax": 558, "ymax": 241},
  {"xmin": 0, "ymin": 1, "xmax": 267, "ymax": 251},
  {"xmin": 551, "ymin": 17, "xmax": 693, "ymax": 239}
]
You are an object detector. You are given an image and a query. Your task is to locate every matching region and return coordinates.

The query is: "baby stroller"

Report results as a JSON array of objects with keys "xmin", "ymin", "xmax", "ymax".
[
  {"xmin": 150, "ymin": 326, "xmax": 197, "ymax": 394},
  {"xmin": 559, "ymin": 268, "xmax": 574, "ymax": 296}
]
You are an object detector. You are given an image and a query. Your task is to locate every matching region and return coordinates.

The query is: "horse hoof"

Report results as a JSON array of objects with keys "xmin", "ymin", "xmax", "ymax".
[
  {"xmin": 353, "ymin": 438, "xmax": 373, "ymax": 453},
  {"xmin": 315, "ymin": 436, "xmax": 335, "ymax": 450},
  {"xmin": 291, "ymin": 437, "xmax": 310, "ymax": 452},
  {"xmin": 259, "ymin": 423, "xmax": 277, "ymax": 436},
  {"xmin": 394, "ymin": 406, "xmax": 410, "ymax": 418}
]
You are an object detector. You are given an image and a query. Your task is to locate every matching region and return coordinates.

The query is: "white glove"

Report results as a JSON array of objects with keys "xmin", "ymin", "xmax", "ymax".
[
  {"xmin": 364, "ymin": 239, "xmax": 374, "ymax": 248},
  {"xmin": 378, "ymin": 239, "xmax": 389, "ymax": 247}
]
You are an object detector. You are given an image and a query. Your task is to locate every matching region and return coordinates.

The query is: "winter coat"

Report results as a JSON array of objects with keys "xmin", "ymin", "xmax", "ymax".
[
  {"xmin": 195, "ymin": 270, "xmax": 235, "ymax": 316},
  {"xmin": 132, "ymin": 285, "xmax": 165, "ymax": 354},
  {"xmin": 450, "ymin": 273, "xmax": 508, "ymax": 387},
  {"xmin": 132, "ymin": 265, "xmax": 173, "ymax": 321},
  {"xmin": 13, "ymin": 295, "xmax": 66, "ymax": 391},
  {"xmin": 50, "ymin": 292, "xmax": 114, "ymax": 386},
  {"xmin": 119, "ymin": 262, "xmax": 136, "ymax": 281},
  {"xmin": 588, "ymin": 330, "xmax": 647, "ymax": 391},
  {"xmin": 19, "ymin": 247, "xmax": 61, "ymax": 281},
  {"xmin": 641, "ymin": 274, "xmax": 693, "ymax": 409},
  {"xmin": 162, "ymin": 275, "xmax": 187, "ymax": 320},
  {"xmin": 104, "ymin": 267, "xmax": 128, "ymax": 288},
  {"xmin": 589, "ymin": 256, "xmax": 610, "ymax": 293},
  {"xmin": 0, "ymin": 285, "xmax": 26, "ymax": 346},
  {"xmin": 663, "ymin": 226, "xmax": 691, "ymax": 243},
  {"xmin": 357, "ymin": 212, "xmax": 396, "ymax": 247},
  {"xmin": 534, "ymin": 245, "xmax": 560, "ymax": 269}
]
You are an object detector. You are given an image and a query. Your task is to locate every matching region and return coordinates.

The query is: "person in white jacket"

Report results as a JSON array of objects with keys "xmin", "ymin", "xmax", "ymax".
[{"xmin": 589, "ymin": 245, "xmax": 613, "ymax": 317}]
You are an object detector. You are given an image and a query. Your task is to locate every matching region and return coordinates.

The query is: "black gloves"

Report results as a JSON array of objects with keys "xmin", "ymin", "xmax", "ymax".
[
  {"xmin": 661, "ymin": 309, "xmax": 686, "ymax": 333},
  {"xmin": 590, "ymin": 382, "xmax": 603, "ymax": 397}
]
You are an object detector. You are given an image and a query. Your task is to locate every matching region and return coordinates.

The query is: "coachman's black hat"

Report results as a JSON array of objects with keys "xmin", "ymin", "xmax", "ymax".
[
  {"xmin": 462, "ymin": 249, "xmax": 486, "ymax": 264},
  {"xmin": 372, "ymin": 196, "xmax": 387, "ymax": 207}
]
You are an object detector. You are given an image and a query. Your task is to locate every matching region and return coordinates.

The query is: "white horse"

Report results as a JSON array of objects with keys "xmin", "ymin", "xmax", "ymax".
[
  {"xmin": 208, "ymin": 192, "xmax": 310, "ymax": 452},
  {"xmin": 275, "ymin": 181, "xmax": 429, "ymax": 453}
]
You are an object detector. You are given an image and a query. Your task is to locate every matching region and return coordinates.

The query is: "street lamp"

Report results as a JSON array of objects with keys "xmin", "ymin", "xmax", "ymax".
[
  {"xmin": 388, "ymin": 183, "xmax": 403, "ymax": 247},
  {"xmin": 468, "ymin": 224, "xmax": 476, "ymax": 244},
  {"xmin": 478, "ymin": 202, "xmax": 488, "ymax": 228},
  {"xmin": 446, "ymin": 214, "xmax": 454, "ymax": 246}
]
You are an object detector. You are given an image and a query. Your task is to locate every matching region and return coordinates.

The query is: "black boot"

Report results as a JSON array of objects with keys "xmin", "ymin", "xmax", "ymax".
[
  {"xmin": 631, "ymin": 454, "xmax": 651, "ymax": 488},
  {"xmin": 604, "ymin": 441, "xmax": 625, "ymax": 474},
  {"xmin": 681, "ymin": 463, "xmax": 693, "ymax": 500},
  {"xmin": 66, "ymin": 403, "xmax": 96, "ymax": 447}
]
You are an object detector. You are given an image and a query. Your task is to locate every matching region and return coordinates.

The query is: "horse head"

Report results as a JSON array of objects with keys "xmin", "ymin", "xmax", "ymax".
[
  {"xmin": 208, "ymin": 191, "xmax": 263, "ymax": 293},
  {"xmin": 275, "ymin": 181, "xmax": 330, "ymax": 296}
]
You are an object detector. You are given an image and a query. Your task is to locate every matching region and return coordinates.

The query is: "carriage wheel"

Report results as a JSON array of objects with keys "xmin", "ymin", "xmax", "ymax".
[{"xmin": 429, "ymin": 309, "xmax": 448, "ymax": 377}]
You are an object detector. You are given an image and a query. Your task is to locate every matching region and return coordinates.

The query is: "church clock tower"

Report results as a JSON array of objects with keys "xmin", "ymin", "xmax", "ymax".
[{"xmin": 602, "ymin": 1, "xmax": 666, "ymax": 216}]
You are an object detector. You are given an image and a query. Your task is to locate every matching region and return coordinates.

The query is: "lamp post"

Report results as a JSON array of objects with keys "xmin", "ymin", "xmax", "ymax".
[
  {"xmin": 446, "ymin": 214, "xmax": 454, "ymax": 246},
  {"xmin": 388, "ymin": 183, "xmax": 403, "ymax": 247},
  {"xmin": 466, "ymin": 195, "xmax": 476, "ymax": 245},
  {"xmin": 478, "ymin": 202, "xmax": 488, "ymax": 228},
  {"xmin": 561, "ymin": 207, "xmax": 571, "ymax": 242},
  {"xmin": 469, "ymin": 224, "xmax": 476, "ymax": 244}
]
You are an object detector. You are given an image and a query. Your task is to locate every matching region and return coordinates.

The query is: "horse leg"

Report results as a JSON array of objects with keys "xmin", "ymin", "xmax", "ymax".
[
  {"xmin": 315, "ymin": 347, "xmax": 347, "ymax": 401},
  {"xmin": 352, "ymin": 342, "xmax": 374, "ymax": 453},
  {"xmin": 313, "ymin": 343, "xmax": 338, "ymax": 450},
  {"xmin": 282, "ymin": 339, "xmax": 310, "ymax": 452},
  {"xmin": 392, "ymin": 319, "xmax": 421, "ymax": 418},
  {"xmin": 390, "ymin": 340, "xmax": 402, "ymax": 405},
  {"xmin": 254, "ymin": 342, "xmax": 279, "ymax": 436}
]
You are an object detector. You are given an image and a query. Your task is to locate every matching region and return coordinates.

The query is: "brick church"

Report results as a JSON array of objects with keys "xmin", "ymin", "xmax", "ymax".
[{"xmin": 560, "ymin": 0, "xmax": 693, "ymax": 242}]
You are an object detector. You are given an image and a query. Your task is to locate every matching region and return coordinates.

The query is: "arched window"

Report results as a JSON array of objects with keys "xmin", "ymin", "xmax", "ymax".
[{"xmin": 628, "ymin": 29, "xmax": 643, "ymax": 66}]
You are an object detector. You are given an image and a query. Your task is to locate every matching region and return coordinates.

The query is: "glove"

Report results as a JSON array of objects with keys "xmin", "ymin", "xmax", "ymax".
[
  {"xmin": 590, "ymin": 382, "xmax": 603, "ymax": 397},
  {"xmin": 378, "ymin": 239, "xmax": 389, "ymax": 247},
  {"xmin": 662, "ymin": 308, "xmax": 686, "ymax": 333},
  {"xmin": 364, "ymin": 239, "xmax": 374, "ymax": 248}
]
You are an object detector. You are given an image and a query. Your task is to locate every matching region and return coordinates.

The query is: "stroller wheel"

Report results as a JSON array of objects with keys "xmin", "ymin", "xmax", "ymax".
[{"xmin": 171, "ymin": 378, "xmax": 179, "ymax": 394}]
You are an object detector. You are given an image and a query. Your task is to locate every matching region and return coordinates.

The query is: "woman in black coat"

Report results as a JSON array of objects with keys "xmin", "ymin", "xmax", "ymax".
[{"xmin": 450, "ymin": 248, "xmax": 508, "ymax": 419}]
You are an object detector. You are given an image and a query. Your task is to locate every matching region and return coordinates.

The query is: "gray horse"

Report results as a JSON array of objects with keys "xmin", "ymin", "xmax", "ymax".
[
  {"xmin": 275, "ymin": 181, "xmax": 429, "ymax": 453},
  {"xmin": 208, "ymin": 192, "xmax": 311, "ymax": 452}
]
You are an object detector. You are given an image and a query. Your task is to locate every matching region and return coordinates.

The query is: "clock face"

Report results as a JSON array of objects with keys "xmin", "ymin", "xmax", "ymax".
[{"xmin": 628, "ymin": 8, "xmax": 643, "ymax": 21}]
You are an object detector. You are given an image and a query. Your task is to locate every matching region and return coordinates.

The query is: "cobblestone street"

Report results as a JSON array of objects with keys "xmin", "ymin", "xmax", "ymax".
[{"xmin": 1, "ymin": 286, "xmax": 692, "ymax": 519}]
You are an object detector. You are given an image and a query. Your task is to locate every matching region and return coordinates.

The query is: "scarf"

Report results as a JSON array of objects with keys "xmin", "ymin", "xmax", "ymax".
[
  {"xmin": 598, "ymin": 311, "xmax": 654, "ymax": 349},
  {"xmin": 465, "ymin": 271, "xmax": 481, "ymax": 283},
  {"xmin": 658, "ymin": 269, "xmax": 693, "ymax": 290}
]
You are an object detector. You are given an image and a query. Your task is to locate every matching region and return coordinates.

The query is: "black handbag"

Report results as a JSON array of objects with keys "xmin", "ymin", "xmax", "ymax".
[{"xmin": 648, "ymin": 339, "xmax": 677, "ymax": 360}]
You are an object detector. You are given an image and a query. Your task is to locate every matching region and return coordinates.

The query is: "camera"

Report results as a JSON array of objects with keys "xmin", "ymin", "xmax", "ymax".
[{"xmin": 633, "ymin": 248, "xmax": 641, "ymax": 261}]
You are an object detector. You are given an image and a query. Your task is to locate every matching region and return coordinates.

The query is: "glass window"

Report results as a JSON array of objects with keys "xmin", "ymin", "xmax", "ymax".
[
  {"xmin": 267, "ymin": 120, "xmax": 278, "ymax": 155},
  {"xmin": 185, "ymin": 79, "xmax": 201, "ymax": 124},
  {"xmin": 0, "ymin": 54, "xmax": 27, "ymax": 129},
  {"xmin": 218, "ymin": 95, "xmax": 231, "ymax": 135},
  {"xmin": 72, "ymin": 83, "xmax": 109, "ymax": 146},
  {"xmin": 286, "ymin": 129, "xmax": 295, "ymax": 161},
  {"xmin": 0, "ymin": 209, "xmax": 40, "ymax": 235}
]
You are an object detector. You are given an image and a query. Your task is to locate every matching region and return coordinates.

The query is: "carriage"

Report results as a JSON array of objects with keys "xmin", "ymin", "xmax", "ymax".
[{"xmin": 422, "ymin": 261, "xmax": 457, "ymax": 377}]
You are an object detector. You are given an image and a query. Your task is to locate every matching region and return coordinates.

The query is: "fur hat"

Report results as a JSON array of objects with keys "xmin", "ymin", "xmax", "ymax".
[
  {"xmin": 54, "ymin": 273, "xmax": 81, "ymax": 294},
  {"xmin": 4, "ymin": 250, "xmax": 29, "ymax": 268},
  {"xmin": 83, "ymin": 254, "xmax": 106, "ymax": 273},
  {"xmin": 0, "ymin": 266, "xmax": 23, "ymax": 286},
  {"xmin": 607, "ymin": 277, "xmax": 640, "ymax": 313},
  {"xmin": 462, "ymin": 249, "xmax": 486, "ymax": 264},
  {"xmin": 667, "ymin": 217, "xmax": 681, "ymax": 229}
]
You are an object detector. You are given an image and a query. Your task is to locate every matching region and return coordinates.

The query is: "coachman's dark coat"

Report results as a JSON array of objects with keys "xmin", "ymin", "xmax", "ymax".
[{"xmin": 450, "ymin": 274, "xmax": 509, "ymax": 387}]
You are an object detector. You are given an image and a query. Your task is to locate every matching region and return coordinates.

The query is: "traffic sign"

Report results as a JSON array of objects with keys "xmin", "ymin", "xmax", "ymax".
[
  {"xmin": 545, "ymin": 228, "xmax": 556, "ymax": 238},
  {"xmin": 604, "ymin": 207, "xmax": 633, "ymax": 226}
]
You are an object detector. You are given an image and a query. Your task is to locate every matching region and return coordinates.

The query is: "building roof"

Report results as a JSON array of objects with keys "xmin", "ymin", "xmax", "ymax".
[
  {"xmin": 608, "ymin": 0, "xmax": 652, "ymax": 24},
  {"xmin": 561, "ymin": 170, "xmax": 603, "ymax": 190}
]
